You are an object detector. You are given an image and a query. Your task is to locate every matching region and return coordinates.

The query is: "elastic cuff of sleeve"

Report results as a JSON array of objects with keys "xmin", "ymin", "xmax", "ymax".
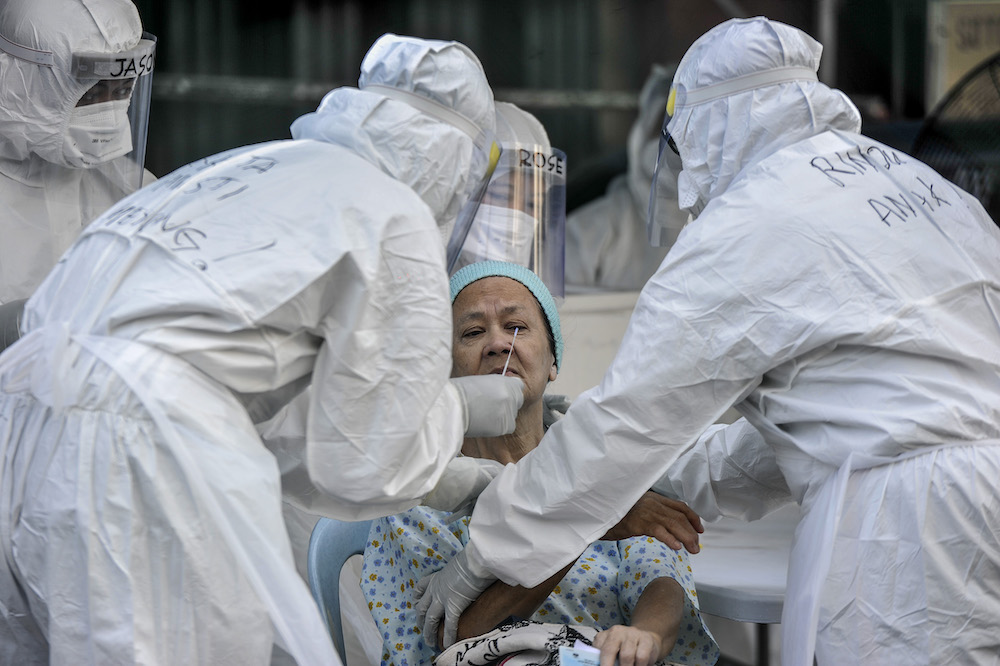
[{"xmin": 462, "ymin": 538, "xmax": 494, "ymax": 579}]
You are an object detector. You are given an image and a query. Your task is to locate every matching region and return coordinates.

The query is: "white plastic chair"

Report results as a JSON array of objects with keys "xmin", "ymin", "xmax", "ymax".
[{"xmin": 307, "ymin": 517, "xmax": 374, "ymax": 664}]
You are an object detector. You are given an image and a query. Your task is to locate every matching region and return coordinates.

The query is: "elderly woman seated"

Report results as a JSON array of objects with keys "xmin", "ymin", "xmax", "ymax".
[{"xmin": 361, "ymin": 260, "xmax": 720, "ymax": 666}]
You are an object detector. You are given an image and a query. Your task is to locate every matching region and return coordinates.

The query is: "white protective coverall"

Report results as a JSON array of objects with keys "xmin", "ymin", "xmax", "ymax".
[
  {"xmin": 564, "ymin": 64, "xmax": 683, "ymax": 290},
  {"xmin": 0, "ymin": 0, "xmax": 148, "ymax": 304},
  {"xmin": 459, "ymin": 18, "xmax": 1000, "ymax": 665},
  {"xmin": 0, "ymin": 35, "xmax": 499, "ymax": 665}
]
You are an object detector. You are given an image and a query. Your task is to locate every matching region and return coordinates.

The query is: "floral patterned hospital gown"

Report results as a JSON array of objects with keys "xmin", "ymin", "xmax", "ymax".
[{"xmin": 361, "ymin": 505, "xmax": 719, "ymax": 666}]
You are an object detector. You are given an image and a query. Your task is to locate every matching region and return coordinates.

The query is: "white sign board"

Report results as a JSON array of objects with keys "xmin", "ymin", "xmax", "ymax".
[{"xmin": 927, "ymin": 0, "xmax": 1000, "ymax": 110}]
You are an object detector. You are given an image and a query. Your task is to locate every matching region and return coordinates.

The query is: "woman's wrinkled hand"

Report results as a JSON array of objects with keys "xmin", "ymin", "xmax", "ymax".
[
  {"xmin": 593, "ymin": 625, "xmax": 665, "ymax": 666},
  {"xmin": 602, "ymin": 491, "xmax": 703, "ymax": 553}
]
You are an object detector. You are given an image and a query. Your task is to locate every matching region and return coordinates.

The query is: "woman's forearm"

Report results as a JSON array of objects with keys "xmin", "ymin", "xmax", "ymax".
[{"xmin": 628, "ymin": 577, "xmax": 686, "ymax": 659}]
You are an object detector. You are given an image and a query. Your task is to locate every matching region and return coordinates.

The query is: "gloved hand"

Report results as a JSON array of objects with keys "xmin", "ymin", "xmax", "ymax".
[
  {"xmin": 422, "ymin": 456, "xmax": 506, "ymax": 515},
  {"xmin": 415, "ymin": 546, "xmax": 496, "ymax": 649},
  {"xmin": 451, "ymin": 374, "xmax": 524, "ymax": 437}
]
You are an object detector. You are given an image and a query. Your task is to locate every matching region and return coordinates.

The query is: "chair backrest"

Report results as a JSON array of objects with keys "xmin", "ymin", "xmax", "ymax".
[{"xmin": 307, "ymin": 517, "xmax": 374, "ymax": 665}]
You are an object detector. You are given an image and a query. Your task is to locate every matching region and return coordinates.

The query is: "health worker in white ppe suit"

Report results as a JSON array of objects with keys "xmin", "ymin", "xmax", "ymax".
[
  {"xmin": 264, "ymin": 100, "xmax": 560, "ymax": 587},
  {"xmin": 0, "ymin": 34, "xmax": 524, "ymax": 666},
  {"xmin": 417, "ymin": 17, "xmax": 1000, "ymax": 666},
  {"xmin": 453, "ymin": 100, "xmax": 567, "ymax": 299},
  {"xmin": 0, "ymin": 0, "xmax": 155, "ymax": 306}
]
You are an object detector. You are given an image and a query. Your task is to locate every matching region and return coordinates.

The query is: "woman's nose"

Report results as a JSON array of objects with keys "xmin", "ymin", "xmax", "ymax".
[{"xmin": 483, "ymin": 329, "xmax": 513, "ymax": 357}]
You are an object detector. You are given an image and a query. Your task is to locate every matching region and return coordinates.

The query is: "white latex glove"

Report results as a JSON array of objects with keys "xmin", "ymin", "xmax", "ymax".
[
  {"xmin": 422, "ymin": 456, "xmax": 506, "ymax": 515},
  {"xmin": 451, "ymin": 375, "xmax": 524, "ymax": 437},
  {"xmin": 415, "ymin": 547, "xmax": 496, "ymax": 649}
]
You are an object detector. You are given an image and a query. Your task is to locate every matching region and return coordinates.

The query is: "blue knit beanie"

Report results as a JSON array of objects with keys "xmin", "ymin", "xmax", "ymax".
[{"xmin": 450, "ymin": 260, "xmax": 563, "ymax": 370}]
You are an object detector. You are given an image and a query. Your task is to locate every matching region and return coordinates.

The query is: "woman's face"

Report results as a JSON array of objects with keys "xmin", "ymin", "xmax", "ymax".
[{"xmin": 452, "ymin": 276, "xmax": 557, "ymax": 406}]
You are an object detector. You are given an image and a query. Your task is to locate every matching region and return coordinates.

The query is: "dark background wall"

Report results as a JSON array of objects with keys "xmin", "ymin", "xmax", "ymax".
[{"xmin": 130, "ymin": 1, "xmax": 935, "ymax": 209}]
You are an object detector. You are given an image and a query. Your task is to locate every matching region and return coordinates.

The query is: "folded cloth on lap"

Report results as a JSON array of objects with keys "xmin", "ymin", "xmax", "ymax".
[{"xmin": 435, "ymin": 620, "xmax": 597, "ymax": 666}]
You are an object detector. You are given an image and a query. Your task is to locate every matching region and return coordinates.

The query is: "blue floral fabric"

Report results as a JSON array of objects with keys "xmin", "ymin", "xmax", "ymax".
[{"xmin": 361, "ymin": 504, "xmax": 719, "ymax": 666}]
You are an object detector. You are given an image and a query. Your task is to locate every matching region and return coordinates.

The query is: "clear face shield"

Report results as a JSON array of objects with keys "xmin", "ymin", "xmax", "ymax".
[
  {"xmin": 445, "ymin": 138, "xmax": 503, "ymax": 273},
  {"xmin": 69, "ymin": 32, "xmax": 155, "ymax": 188},
  {"xmin": 647, "ymin": 87, "xmax": 687, "ymax": 247},
  {"xmin": 451, "ymin": 143, "xmax": 567, "ymax": 299}
]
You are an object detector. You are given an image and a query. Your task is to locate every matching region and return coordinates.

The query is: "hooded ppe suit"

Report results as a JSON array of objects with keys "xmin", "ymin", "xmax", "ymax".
[
  {"xmin": 564, "ymin": 64, "xmax": 683, "ymax": 290},
  {"xmin": 0, "ymin": 0, "xmax": 150, "ymax": 304},
  {"xmin": 443, "ymin": 18, "xmax": 1000, "ymax": 665},
  {"xmin": 0, "ymin": 34, "xmax": 504, "ymax": 665}
]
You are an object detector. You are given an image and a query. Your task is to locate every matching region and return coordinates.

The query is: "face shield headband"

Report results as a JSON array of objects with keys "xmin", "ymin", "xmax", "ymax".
[
  {"xmin": 363, "ymin": 83, "xmax": 502, "ymax": 271},
  {"xmin": 0, "ymin": 31, "xmax": 56, "ymax": 66},
  {"xmin": 647, "ymin": 65, "xmax": 818, "ymax": 246},
  {"xmin": 71, "ymin": 37, "xmax": 156, "ymax": 81},
  {"xmin": 453, "ymin": 143, "xmax": 567, "ymax": 299}
]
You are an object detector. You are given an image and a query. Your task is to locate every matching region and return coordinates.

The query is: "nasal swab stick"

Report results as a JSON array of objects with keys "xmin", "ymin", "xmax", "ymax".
[{"xmin": 501, "ymin": 327, "xmax": 519, "ymax": 376}]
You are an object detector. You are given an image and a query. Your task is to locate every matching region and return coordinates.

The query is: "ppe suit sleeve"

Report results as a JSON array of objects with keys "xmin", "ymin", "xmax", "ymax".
[
  {"xmin": 464, "ymin": 208, "xmax": 833, "ymax": 587},
  {"xmin": 651, "ymin": 419, "xmax": 793, "ymax": 522},
  {"xmin": 422, "ymin": 456, "xmax": 507, "ymax": 514},
  {"xmin": 302, "ymin": 211, "xmax": 466, "ymax": 521},
  {"xmin": 258, "ymin": 387, "xmax": 352, "ymax": 518}
]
